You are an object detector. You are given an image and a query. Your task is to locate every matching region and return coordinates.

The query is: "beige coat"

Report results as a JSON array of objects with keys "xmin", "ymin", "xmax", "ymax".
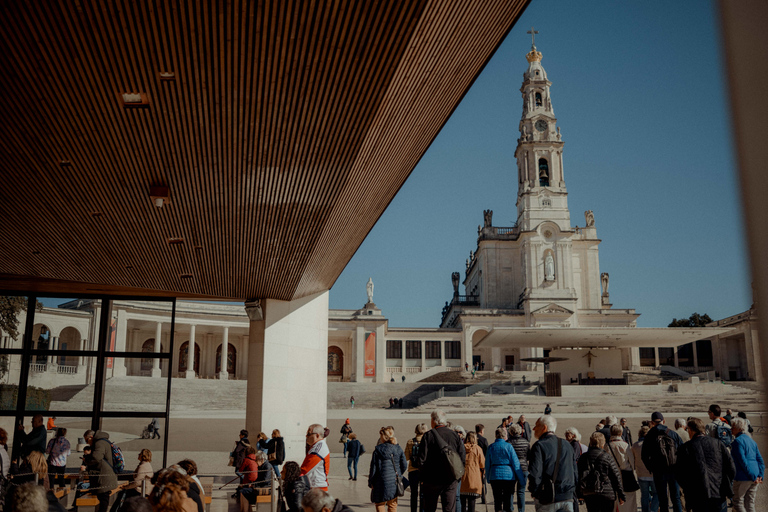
[
  {"xmin": 460, "ymin": 443, "xmax": 485, "ymax": 495},
  {"xmin": 404, "ymin": 434, "xmax": 423, "ymax": 473},
  {"xmin": 132, "ymin": 461, "xmax": 153, "ymax": 494}
]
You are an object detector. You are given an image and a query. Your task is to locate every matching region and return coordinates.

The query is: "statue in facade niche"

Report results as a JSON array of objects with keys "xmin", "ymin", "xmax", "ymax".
[
  {"xmin": 544, "ymin": 253, "xmax": 555, "ymax": 281},
  {"xmin": 483, "ymin": 209, "xmax": 493, "ymax": 228},
  {"xmin": 521, "ymin": 125, "xmax": 528, "ymax": 141},
  {"xmin": 366, "ymin": 277, "xmax": 374, "ymax": 303},
  {"xmin": 451, "ymin": 272, "xmax": 460, "ymax": 296},
  {"xmin": 584, "ymin": 210, "xmax": 595, "ymax": 227},
  {"xmin": 601, "ymin": 272, "xmax": 609, "ymax": 297},
  {"xmin": 557, "ymin": 127, "xmax": 562, "ymax": 141}
]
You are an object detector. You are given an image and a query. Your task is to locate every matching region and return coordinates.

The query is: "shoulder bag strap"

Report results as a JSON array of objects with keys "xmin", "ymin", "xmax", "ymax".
[
  {"xmin": 390, "ymin": 453, "xmax": 401, "ymax": 478},
  {"xmin": 607, "ymin": 441, "xmax": 622, "ymax": 469},
  {"xmin": 551, "ymin": 435, "xmax": 562, "ymax": 482}
]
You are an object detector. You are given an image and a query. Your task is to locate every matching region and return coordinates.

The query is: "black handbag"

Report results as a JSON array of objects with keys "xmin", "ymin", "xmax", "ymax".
[
  {"xmin": 391, "ymin": 454, "xmax": 405, "ymax": 497},
  {"xmin": 536, "ymin": 435, "xmax": 562, "ymax": 504},
  {"xmin": 608, "ymin": 441, "xmax": 640, "ymax": 493},
  {"xmin": 432, "ymin": 429, "xmax": 465, "ymax": 480}
]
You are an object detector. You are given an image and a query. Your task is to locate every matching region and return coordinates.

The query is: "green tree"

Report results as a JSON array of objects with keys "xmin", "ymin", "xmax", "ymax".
[
  {"xmin": 668, "ymin": 312, "xmax": 712, "ymax": 327},
  {"xmin": 0, "ymin": 296, "xmax": 42, "ymax": 380}
]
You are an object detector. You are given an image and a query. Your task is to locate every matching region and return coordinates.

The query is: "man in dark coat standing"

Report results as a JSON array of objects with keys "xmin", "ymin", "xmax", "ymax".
[
  {"xmin": 415, "ymin": 409, "xmax": 466, "ymax": 512},
  {"xmin": 475, "ymin": 424, "xmax": 489, "ymax": 504},
  {"xmin": 641, "ymin": 412, "xmax": 684, "ymax": 512},
  {"xmin": 527, "ymin": 415, "xmax": 576, "ymax": 511},
  {"xmin": 620, "ymin": 418, "xmax": 633, "ymax": 446},
  {"xmin": 675, "ymin": 417, "xmax": 735, "ymax": 512},
  {"xmin": 17, "ymin": 414, "xmax": 46, "ymax": 459}
]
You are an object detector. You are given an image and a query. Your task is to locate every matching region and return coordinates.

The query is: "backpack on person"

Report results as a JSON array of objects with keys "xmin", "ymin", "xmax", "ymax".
[
  {"xmin": 715, "ymin": 422, "xmax": 734, "ymax": 448},
  {"xmin": 654, "ymin": 429, "xmax": 677, "ymax": 470},
  {"xmin": 432, "ymin": 429, "xmax": 464, "ymax": 480},
  {"xmin": 579, "ymin": 457, "xmax": 603, "ymax": 496},
  {"xmin": 410, "ymin": 437, "xmax": 420, "ymax": 466},
  {"xmin": 99, "ymin": 438, "xmax": 125, "ymax": 473}
]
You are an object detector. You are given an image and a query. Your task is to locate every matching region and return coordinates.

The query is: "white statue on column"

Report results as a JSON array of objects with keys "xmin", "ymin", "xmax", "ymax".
[
  {"xmin": 601, "ymin": 272, "xmax": 609, "ymax": 297},
  {"xmin": 544, "ymin": 253, "xmax": 555, "ymax": 281},
  {"xmin": 366, "ymin": 278, "xmax": 374, "ymax": 303}
]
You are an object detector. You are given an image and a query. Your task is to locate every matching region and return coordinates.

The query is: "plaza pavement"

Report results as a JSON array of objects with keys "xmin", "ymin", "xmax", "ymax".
[{"xmin": 41, "ymin": 404, "xmax": 768, "ymax": 511}]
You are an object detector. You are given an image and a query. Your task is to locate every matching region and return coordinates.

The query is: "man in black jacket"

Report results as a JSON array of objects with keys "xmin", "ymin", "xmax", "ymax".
[
  {"xmin": 675, "ymin": 417, "xmax": 735, "ymax": 512},
  {"xmin": 475, "ymin": 424, "xmax": 489, "ymax": 505},
  {"xmin": 641, "ymin": 412, "xmax": 683, "ymax": 512},
  {"xmin": 527, "ymin": 415, "xmax": 576, "ymax": 511},
  {"xmin": 415, "ymin": 409, "xmax": 466, "ymax": 512}
]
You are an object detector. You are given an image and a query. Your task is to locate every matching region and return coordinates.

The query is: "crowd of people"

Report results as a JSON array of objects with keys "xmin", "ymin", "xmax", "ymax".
[{"xmin": 1, "ymin": 403, "xmax": 764, "ymax": 512}]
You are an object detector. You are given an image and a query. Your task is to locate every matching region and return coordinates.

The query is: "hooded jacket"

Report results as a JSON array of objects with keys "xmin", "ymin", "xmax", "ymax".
[
  {"xmin": 86, "ymin": 431, "xmax": 118, "ymax": 493},
  {"xmin": 369, "ymin": 442, "xmax": 408, "ymax": 504}
]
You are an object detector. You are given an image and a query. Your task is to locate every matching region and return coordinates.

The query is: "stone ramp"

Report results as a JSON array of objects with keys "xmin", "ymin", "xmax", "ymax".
[
  {"xmin": 327, "ymin": 381, "xmax": 470, "ymax": 409},
  {"xmin": 50, "ymin": 376, "xmax": 248, "ymax": 411}
]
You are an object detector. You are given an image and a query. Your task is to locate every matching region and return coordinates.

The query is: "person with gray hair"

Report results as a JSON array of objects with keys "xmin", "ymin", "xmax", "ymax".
[
  {"xmin": 301, "ymin": 488, "xmax": 353, "ymax": 512},
  {"xmin": 673, "ymin": 418, "xmax": 689, "ymax": 443},
  {"xmin": 730, "ymin": 416, "xmax": 764, "ymax": 512},
  {"xmin": 528, "ymin": 415, "xmax": 576, "ymax": 511},
  {"xmin": 7, "ymin": 482, "xmax": 48, "ymax": 512},
  {"xmin": 564, "ymin": 427, "xmax": 584, "ymax": 463},
  {"xmin": 415, "ymin": 410, "xmax": 466, "ymax": 512},
  {"xmin": 599, "ymin": 416, "xmax": 616, "ymax": 445},
  {"xmin": 301, "ymin": 423, "xmax": 330, "ymax": 491},
  {"xmin": 507, "ymin": 423, "xmax": 529, "ymax": 512}
]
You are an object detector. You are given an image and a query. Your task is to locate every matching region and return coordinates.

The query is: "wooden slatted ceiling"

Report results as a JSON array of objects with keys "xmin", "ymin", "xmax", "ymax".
[{"xmin": 0, "ymin": 0, "xmax": 529, "ymax": 301}]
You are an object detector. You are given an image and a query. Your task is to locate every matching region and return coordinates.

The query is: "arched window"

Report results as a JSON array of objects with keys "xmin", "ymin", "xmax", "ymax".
[
  {"xmin": 538, "ymin": 158, "xmax": 550, "ymax": 187},
  {"xmin": 141, "ymin": 338, "xmax": 162, "ymax": 371},
  {"xmin": 178, "ymin": 341, "xmax": 200, "ymax": 375},
  {"xmin": 328, "ymin": 346, "xmax": 343, "ymax": 376},
  {"xmin": 535, "ymin": 92, "xmax": 542, "ymax": 106},
  {"xmin": 216, "ymin": 344, "xmax": 237, "ymax": 375}
]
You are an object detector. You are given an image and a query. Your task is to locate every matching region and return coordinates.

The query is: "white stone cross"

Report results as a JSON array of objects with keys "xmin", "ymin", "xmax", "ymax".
[{"xmin": 527, "ymin": 27, "xmax": 539, "ymax": 46}]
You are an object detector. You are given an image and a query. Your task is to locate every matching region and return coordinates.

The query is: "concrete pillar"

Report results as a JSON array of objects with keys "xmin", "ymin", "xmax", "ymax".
[
  {"xmin": 420, "ymin": 340, "xmax": 426, "ymax": 372},
  {"xmin": 219, "ymin": 326, "xmax": 229, "ymax": 380},
  {"xmin": 440, "ymin": 340, "xmax": 446, "ymax": 368},
  {"xmin": 401, "ymin": 340, "xmax": 406, "ymax": 375},
  {"xmin": 692, "ymin": 341, "xmax": 699, "ymax": 373},
  {"xmin": 112, "ymin": 309, "xmax": 128, "ymax": 377},
  {"xmin": 462, "ymin": 326, "xmax": 473, "ymax": 371},
  {"xmin": 375, "ymin": 324, "xmax": 386, "ymax": 382},
  {"xmin": 152, "ymin": 322, "xmax": 162, "ymax": 378},
  {"xmin": 241, "ymin": 335, "xmax": 249, "ymax": 380},
  {"xmin": 352, "ymin": 327, "xmax": 364, "ymax": 382},
  {"xmin": 244, "ymin": 291, "xmax": 328, "ymax": 463},
  {"xmin": 48, "ymin": 336, "xmax": 58, "ymax": 368},
  {"xmin": 492, "ymin": 347, "xmax": 502, "ymax": 371},
  {"xmin": 654, "ymin": 347, "xmax": 660, "ymax": 368},
  {"xmin": 185, "ymin": 325, "xmax": 196, "ymax": 379},
  {"xmin": 673, "ymin": 348, "xmax": 680, "ymax": 369},
  {"xmin": 629, "ymin": 347, "xmax": 640, "ymax": 371}
]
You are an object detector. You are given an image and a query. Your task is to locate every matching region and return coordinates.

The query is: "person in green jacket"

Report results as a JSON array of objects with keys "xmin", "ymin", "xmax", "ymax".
[{"xmin": 83, "ymin": 429, "xmax": 118, "ymax": 512}]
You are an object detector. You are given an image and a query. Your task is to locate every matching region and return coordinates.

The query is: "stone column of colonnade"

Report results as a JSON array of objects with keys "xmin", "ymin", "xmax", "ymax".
[
  {"xmin": 245, "ymin": 291, "xmax": 329, "ymax": 463},
  {"xmin": 185, "ymin": 324, "xmax": 196, "ymax": 379},
  {"xmin": 219, "ymin": 326, "xmax": 229, "ymax": 380},
  {"xmin": 152, "ymin": 322, "xmax": 162, "ymax": 378}
]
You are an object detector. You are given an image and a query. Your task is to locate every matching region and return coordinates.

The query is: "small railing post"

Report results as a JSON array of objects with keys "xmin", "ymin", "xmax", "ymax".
[{"xmin": 142, "ymin": 479, "xmax": 147, "ymax": 497}]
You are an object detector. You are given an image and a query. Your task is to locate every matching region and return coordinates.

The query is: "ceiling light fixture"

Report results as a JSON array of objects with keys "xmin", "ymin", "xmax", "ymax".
[
  {"xmin": 167, "ymin": 237, "xmax": 184, "ymax": 245},
  {"xmin": 121, "ymin": 92, "xmax": 149, "ymax": 108},
  {"xmin": 150, "ymin": 185, "xmax": 169, "ymax": 208},
  {"xmin": 159, "ymin": 71, "xmax": 176, "ymax": 81},
  {"xmin": 180, "ymin": 273, "xmax": 193, "ymax": 279}
]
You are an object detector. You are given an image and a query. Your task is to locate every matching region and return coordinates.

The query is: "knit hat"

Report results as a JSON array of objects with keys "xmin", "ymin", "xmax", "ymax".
[
  {"xmin": 345, "ymin": 419, "xmax": 350, "ymax": 424},
  {"xmin": 651, "ymin": 412, "xmax": 664, "ymax": 422}
]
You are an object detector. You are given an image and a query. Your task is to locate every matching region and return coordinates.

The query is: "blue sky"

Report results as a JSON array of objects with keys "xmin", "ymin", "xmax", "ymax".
[{"xmin": 328, "ymin": 0, "xmax": 752, "ymax": 328}]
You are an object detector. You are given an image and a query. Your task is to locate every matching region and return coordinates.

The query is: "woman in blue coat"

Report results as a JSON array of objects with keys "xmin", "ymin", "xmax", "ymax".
[
  {"xmin": 485, "ymin": 427, "xmax": 523, "ymax": 512},
  {"xmin": 369, "ymin": 426, "xmax": 408, "ymax": 512}
]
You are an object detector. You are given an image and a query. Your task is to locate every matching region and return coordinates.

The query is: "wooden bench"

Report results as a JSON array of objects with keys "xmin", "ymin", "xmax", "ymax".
[
  {"xmin": 53, "ymin": 488, "xmax": 70, "ymax": 500},
  {"xmin": 75, "ymin": 487, "xmax": 122, "ymax": 508}
]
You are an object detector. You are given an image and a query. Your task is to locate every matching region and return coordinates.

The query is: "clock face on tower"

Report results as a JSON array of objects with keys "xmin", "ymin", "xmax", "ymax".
[{"xmin": 535, "ymin": 120, "xmax": 548, "ymax": 132}]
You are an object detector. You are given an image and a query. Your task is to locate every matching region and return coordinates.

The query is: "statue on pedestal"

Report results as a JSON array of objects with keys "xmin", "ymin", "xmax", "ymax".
[
  {"xmin": 544, "ymin": 253, "xmax": 555, "ymax": 281},
  {"xmin": 601, "ymin": 272, "xmax": 609, "ymax": 297},
  {"xmin": 483, "ymin": 209, "xmax": 493, "ymax": 228},
  {"xmin": 366, "ymin": 277, "xmax": 374, "ymax": 303},
  {"xmin": 585, "ymin": 210, "xmax": 595, "ymax": 227}
]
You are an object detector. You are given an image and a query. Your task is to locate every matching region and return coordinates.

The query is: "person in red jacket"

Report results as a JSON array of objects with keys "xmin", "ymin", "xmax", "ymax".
[{"xmin": 240, "ymin": 446, "xmax": 260, "ymax": 485}]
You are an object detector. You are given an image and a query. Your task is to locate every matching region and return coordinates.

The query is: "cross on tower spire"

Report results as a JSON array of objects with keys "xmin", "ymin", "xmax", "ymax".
[{"xmin": 527, "ymin": 26, "xmax": 539, "ymax": 47}]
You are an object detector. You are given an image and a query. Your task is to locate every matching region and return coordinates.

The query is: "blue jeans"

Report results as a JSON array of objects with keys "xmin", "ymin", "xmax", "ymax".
[
  {"xmin": 639, "ymin": 478, "xmax": 659, "ymax": 512},
  {"xmin": 514, "ymin": 471, "xmax": 528, "ymax": 512},
  {"xmin": 653, "ymin": 473, "xmax": 681, "ymax": 512},
  {"xmin": 347, "ymin": 456, "xmax": 359, "ymax": 479},
  {"xmin": 456, "ymin": 479, "xmax": 462, "ymax": 512}
]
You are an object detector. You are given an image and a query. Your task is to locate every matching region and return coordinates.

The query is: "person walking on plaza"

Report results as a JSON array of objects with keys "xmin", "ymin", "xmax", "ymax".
[
  {"xmin": 460, "ymin": 432, "xmax": 485, "ymax": 512},
  {"xmin": 527, "ymin": 415, "xmax": 576, "ymax": 512},
  {"xmin": 564, "ymin": 428, "xmax": 585, "ymax": 463},
  {"xmin": 620, "ymin": 418, "xmax": 632, "ymax": 446},
  {"xmin": 476, "ymin": 424, "xmax": 489, "ymax": 505},
  {"xmin": 508, "ymin": 424, "xmax": 529, "ymax": 512},
  {"xmin": 577, "ymin": 432, "xmax": 625, "ymax": 512},
  {"xmin": 641, "ymin": 412, "xmax": 683, "ymax": 512},
  {"xmin": 605, "ymin": 424, "xmax": 637, "ymax": 512},
  {"xmin": 345, "ymin": 433, "xmax": 364, "ymax": 481},
  {"xmin": 705, "ymin": 404, "xmax": 732, "ymax": 443},
  {"xmin": 631, "ymin": 426, "xmax": 659, "ymax": 512},
  {"xmin": 485, "ymin": 427, "xmax": 521, "ymax": 512},
  {"xmin": 350, "ymin": 396, "xmax": 355, "ymax": 409},
  {"xmin": 232, "ymin": 428, "xmax": 250, "ymax": 495},
  {"xmin": 674, "ymin": 418, "xmax": 735, "ymax": 512},
  {"xmin": 544, "ymin": 404, "xmax": 552, "ymax": 415},
  {"xmin": 405, "ymin": 423, "xmax": 428, "ymax": 512},
  {"xmin": 302, "ymin": 423, "xmax": 331, "ymax": 491},
  {"xmin": 260, "ymin": 429, "xmax": 285, "ymax": 474},
  {"xmin": 730, "ymin": 416, "xmax": 764, "ymax": 512},
  {"xmin": 340, "ymin": 419, "xmax": 353, "ymax": 457},
  {"xmin": 150, "ymin": 417, "xmax": 161, "ymax": 439},
  {"xmin": 45, "ymin": 427, "xmax": 70, "ymax": 489},
  {"xmin": 415, "ymin": 410, "xmax": 466, "ymax": 512},
  {"xmin": 369, "ymin": 426, "xmax": 408, "ymax": 512},
  {"xmin": 516, "ymin": 415, "xmax": 532, "ymax": 443},
  {"xmin": 83, "ymin": 429, "xmax": 118, "ymax": 512}
]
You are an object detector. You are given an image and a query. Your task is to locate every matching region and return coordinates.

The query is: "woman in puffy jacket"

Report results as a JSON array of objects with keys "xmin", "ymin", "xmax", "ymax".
[
  {"xmin": 485, "ymin": 427, "xmax": 523, "ymax": 512},
  {"xmin": 461, "ymin": 432, "xmax": 485, "ymax": 512},
  {"xmin": 259, "ymin": 429, "xmax": 286, "ymax": 473},
  {"xmin": 577, "ymin": 432, "xmax": 625, "ymax": 512},
  {"xmin": 507, "ymin": 424, "xmax": 529, "ymax": 512},
  {"xmin": 282, "ymin": 461, "xmax": 310, "ymax": 512},
  {"xmin": 369, "ymin": 426, "xmax": 408, "ymax": 512}
]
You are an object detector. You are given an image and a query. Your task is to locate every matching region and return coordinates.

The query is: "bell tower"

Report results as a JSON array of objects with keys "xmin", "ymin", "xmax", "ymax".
[{"xmin": 514, "ymin": 30, "xmax": 569, "ymax": 232}]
